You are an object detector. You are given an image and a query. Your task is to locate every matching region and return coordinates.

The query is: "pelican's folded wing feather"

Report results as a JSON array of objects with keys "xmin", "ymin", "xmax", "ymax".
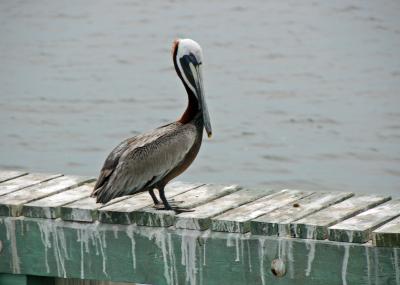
[{"xmin": 92, "ymin": 122, "xmax": 196, "ymax": 203}]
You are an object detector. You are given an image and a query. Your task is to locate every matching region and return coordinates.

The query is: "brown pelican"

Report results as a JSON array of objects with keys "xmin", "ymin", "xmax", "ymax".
[{"xmin": 91, "ymin": 39, "xmax": 212, "ymax": 211}]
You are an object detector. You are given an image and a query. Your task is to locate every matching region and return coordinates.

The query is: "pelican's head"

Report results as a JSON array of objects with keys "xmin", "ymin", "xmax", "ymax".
[{"xmin": 172, "ymin": 38, "xmax": 212, "ymax": 138}]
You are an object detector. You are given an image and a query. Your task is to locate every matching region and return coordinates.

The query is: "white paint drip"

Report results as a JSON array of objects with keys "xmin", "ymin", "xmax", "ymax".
[
  {"xmin": 136, "ymin": 226, "xmax": 176, "ymax": 285},
  {"xmin": 167, "ymin": 232, "xmax": 178, "ymax": 285},
  {"xmin": 19, "ymin": 219, "xmax": 25, "ymax": 236},
  {"xmin": 342, "ymin": 245, "xmax": 350, "ymax": 285},
  {"xmin": 126, "ymin": 225, "xmax": 137, "ymax": 270},
  {"xmin": 181, "ymin": 230, "xmax": 200, "ymax": 285},
  {"xmin": 74, "ymin": 223, "xmax": 108, "ymax": 278},
  {"xmin": 365, "ymin": 246, "xmax": 371, "ymax": 285},
  {"xmin": 341, "ymin": 230, "xmax": 353, "ymax": 285},
  {"xmin": 394, "ymin": 248, "xmax": 399, "ymax": 285},
  {"xmin": 97, "ymin": 230, "xmax": 108, "ymax": 277},
  {"xmin": 345, "ymin": 230, "xmax": 354, "ymax": 243},
  {"xmin": 305, "ymin": 240, "xmax": 315, "ymax": 277},
  {"xmin": 52, "ymin": 225, "xmax": 68, "ymax": 278},
  {"xmin": 158, "ymin": 230, "xmax": 171, "ymax": 284},
  {"xmin": 374, "ymin": 247, "xmax": 379, "ymax": 285},
  {"xmin": 201, "ymin": 231, "xmax": 210, "ymax": 267},
  {"xmin": 278, "ymin": 224, "xmax": 288, "ymax": 237},
  {"xmin": 258, "ymin": 237, "xmax": 266, "ymax": 285},
  {"xmin": 76, "ymin": 229, "xmax": 85, "ymax": 279},
  {"xmin": 70, "ymin": 208, "xmax": 89, "ymax": 222},
  {"xmin": 176, "ymin": 218, "xmax": 200, "ymax": 230},
  {"xmin": 278, "ymin": 238, "xmax": 282, "ymax": 259},
  {"xmin": 37, "ymin": 221, "xmax": 51, "ymax": 273},
  {"xmin": 226, "ymin": 233, "xmax": 235, "ymax": 247},
  {"xmin": 4, "ymin": 218, "xmax": 21, "ymax": 273},
  {"xmin": 306, "ymin": 225, "xmax": 316, "ymax": 239},
  {"xmin": 240, "ymin": 236, "xmax": 244, "ymax": 264},
  {"xmin": 278, "ymin": 238, "xmax": 287, "ymax": 260},
  {"xmin": 202, "ymin": 241, "xmax": 207, "ymax": 266},
  {"xmin": 43, "ymin": 207, "xmax": 52, "ymax": 219},
  {"xmin": 112, "ymin": 225, "xmax": 119, "ymax": 239},
  {"xmin": 246, "ymin": 239, "xmax": 252, "ymax": 272},
  {"xmin": 235, "ymin": 235, "xmax": 240, "ymax": 262},
  {"xmin": 287, "ymin": 239, "xmax": 294, "ymax": 278}
]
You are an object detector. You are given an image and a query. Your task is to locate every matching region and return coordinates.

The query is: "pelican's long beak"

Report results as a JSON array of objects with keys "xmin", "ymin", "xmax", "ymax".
[{"xmin": 180, "ymin": 54, "xmax": 212, "ymax": 138}]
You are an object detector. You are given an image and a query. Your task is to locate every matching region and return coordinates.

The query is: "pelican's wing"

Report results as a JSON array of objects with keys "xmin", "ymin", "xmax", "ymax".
[
  {"xmin": 92, "ymin": 137, "xmax": 135, "ymax": 192},
  {"xmin": 92, "ymin": 122, "xmax": 196, "ymax": 203}
]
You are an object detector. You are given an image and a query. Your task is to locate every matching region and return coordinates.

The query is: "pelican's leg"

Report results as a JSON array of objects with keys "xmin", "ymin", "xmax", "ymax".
[
  {"xmin": 149, "ymin": 188, "xmax": 160, "ymax": 205},
  {"xmin": 158, "ymin": 186, "xmax": 193, "ymax": 213},
  {"xmin": 158, "ymin": 186, "xmax": 173, "ymax": 210}
]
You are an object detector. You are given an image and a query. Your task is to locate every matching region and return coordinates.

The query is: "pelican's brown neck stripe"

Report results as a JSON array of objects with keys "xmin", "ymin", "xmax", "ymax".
[{"xmin": 173, "ymin": 39, "xmax": 199, "ymax": 124}]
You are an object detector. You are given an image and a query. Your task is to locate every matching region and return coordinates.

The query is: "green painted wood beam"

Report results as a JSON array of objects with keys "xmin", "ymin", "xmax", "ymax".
[
  {"xmin": 0, "ymin": 217, "xmax": 398, "ymax": 285},
  {"xmin": 0, "ymin": 273, "xmax": 55, "ymax": 285}
]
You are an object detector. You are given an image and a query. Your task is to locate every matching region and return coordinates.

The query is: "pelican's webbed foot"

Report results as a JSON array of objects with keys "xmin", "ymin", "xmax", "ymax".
[
  {"xmin": 156, "ymin": 186, "xmax": 194, "ymax": 213},
  {"xmin": 155, "ymin": 204, "xmax": 194, "ymax": 213}
]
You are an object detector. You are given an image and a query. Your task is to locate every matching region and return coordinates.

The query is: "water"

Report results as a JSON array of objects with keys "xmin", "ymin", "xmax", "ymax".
[{"xmin": 0, "ymin": 0, "xmax": 399, "ymax": 196}]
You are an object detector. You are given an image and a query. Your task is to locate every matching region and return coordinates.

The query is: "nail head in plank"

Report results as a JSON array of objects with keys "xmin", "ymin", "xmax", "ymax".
[
  {"xmin": 0, "ymin": 172, "xmax": 63, "ymax": 196},
  {"xmin": 22, "ymin": 182, "xmax": 96, "ymax": 219},
  {"xmin": 62, "ymin": 181, "xmax": 201, "ymax": 223},
  {"xmin": 98, "ymin": 181, "xmax": 205, "ymax": 224},
  {"xmin": 126, "ymin": 184, "xmax": 241, "ymax": 227},
  {"xmin": 250, "ymin": 191, "xmax": 354, "ymax": 236},
  {"xmin": 175, "ymin": 187, "xmax": 276, "ymax": 230},
  {"xmin": 372, "ymin": 216, "xmax": 400, "ymax": 247},
  {"xmin": 211, "ymin": 189, "xmax": 314, "ymax": 233},
  {"xmin": 329, "ymin": 199, "xmax": 400, "ymax": 243},
  {"xmin": 0, "ymin": 175, "xmax": 94, "ymax": 217},
  {"xmin": 0, "ymin": 170, "xmax": 28, "ymax": 183},
  {"xmin": 292, "ymin": 195, "xmax": 391, "ymax": 240}
]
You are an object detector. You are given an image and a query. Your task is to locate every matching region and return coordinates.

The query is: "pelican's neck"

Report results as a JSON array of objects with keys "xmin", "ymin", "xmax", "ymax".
[
  {"xmin": 179, "ymin": 87, "xmax": 200, "ymax": 124},
  {"xmin": 172, "ymin": 41, "xmax": 201, "ymax": 124}
]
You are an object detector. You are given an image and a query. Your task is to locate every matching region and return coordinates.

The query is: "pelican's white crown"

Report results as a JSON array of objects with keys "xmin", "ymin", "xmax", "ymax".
[{"xmin": 176, "ymin": 38, "xmax": 203, "ymax": 65}]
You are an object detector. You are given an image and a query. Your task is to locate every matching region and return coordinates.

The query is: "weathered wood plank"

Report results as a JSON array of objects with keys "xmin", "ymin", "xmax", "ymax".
[
  {"xmin": 211, "ymin": 189, "xmax": 314, "ymax": 233},
  {"xmin": 292, "ymin": 195, "xmax": 391, "ymax": 240},
  {"xmin": 0, "ymin": 170, "xmax": 28, "ymax": 183},
  {"xmin": 0, "ymin": 173, "xmax": 62, "ymax": 196},
  {"xmin": 114, "ymin": 184, "xmax": 241, "ymax": 227},
  {"xmin": 372, "ymin": 216, "xmax": 400, "ymax": 247},
  {"xmin": 329, "ymin": 199, "xmax": 400, "ymax": 243},
  {"xmin": 22, "ymin": 182, "xmax": 96, "ymax": 219},
  {"xmin": 98, "ymin": 181, "xmax": 206, "ymax": 225},
  {"xmin": 250, "ymin": 191, "xmax": 354, "ymax": 236},
  {"xmin": 0, "ymin": 217, "xmax": 398, "ymax": 285},
  {"xmin": 0, "ymin": 175, "xmax": 94, "ymax": 217},
  {"xmin": 61, "ymin": 181, "xmax": 202, "ymax": 223},
  {"xmin": 174, "ymin": 187, "xmax": 276, "ymax": 230}
]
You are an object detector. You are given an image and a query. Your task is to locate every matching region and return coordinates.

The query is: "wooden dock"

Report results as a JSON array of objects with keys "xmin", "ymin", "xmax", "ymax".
[{"xmin": 0, "ymin": 169, "xmax": 399, "ymax": 285}]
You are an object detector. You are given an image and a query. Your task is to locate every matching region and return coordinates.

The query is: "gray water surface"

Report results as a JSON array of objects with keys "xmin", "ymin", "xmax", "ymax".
[{"xmin": 1, "ymin": 1, "xmax": 399, "ymax": 196}]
